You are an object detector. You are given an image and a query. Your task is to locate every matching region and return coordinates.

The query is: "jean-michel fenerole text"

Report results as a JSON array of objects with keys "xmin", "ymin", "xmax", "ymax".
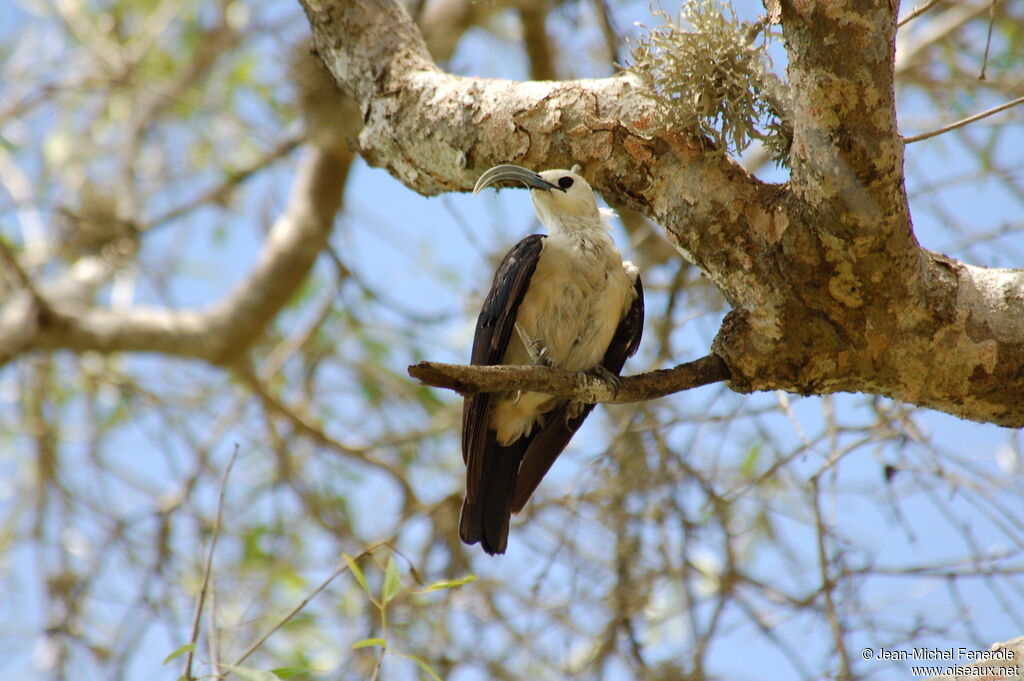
[{"xmin": 876, "ymin": 647, "xmax": 1016, "ymax": 661}]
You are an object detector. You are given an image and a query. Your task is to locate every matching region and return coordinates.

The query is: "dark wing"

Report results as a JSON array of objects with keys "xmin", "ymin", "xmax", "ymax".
[
  {"xmin": 600, "ymin": 271, "xmax": 645, "ymax": 374},
  {"xmin": 461, "ymin": 235, "xmax": 545, "ymax": 501},
  {"xmin": 510, "ymin": 272, "xmax": 644, "ymax": 513},
  {"xmin": 459, "ymin": 235, "xmax": 545, "ymax": 555}
]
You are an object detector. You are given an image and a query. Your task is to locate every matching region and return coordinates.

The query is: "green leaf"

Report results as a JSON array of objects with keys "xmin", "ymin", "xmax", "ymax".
[
  {"xmin": 404, "ymin": 653, "xmax": 444, "ymax": 681},
  {"xmin": 415, "ymin": 574, "xmax": 477, "ymax": 594},
  {"xmin": 221, "ymin": 664, "xmax": 280, "ymax": 681},
  {"xmin": 162, "ymin": 643, "xmax": 195, "ymax": 665},
  {"xmin": 342, "ymin": 553, "xmax": 371, "ymax": 598},
  {"xmin": 381, "ymin": 555, "xmax": 404, "ymax": 605},
  {"xmin": 352, "ymin": 637, "xmax": 386, "ymax": 649},
  {"xmin": 270, "ymin": 666, "xmax": 316, "ymax": 679},
  {"xmin": 740, "ymin": 444, "xmax": 761, "ymax": 478}
]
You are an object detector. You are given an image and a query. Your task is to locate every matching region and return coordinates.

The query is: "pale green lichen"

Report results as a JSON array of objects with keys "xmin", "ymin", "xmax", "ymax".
[{"xmin": 628, "ymin": 1, "xmax": 792, "ymax": 164}]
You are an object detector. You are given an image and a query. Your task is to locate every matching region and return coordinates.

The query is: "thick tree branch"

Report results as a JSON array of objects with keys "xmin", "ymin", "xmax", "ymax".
[
  {"xmin": 517, "ymin": 3, "xmax": 556, "ymax": 81},
  {"xmin": 420, "ymin": 0, "xmax": 512, "ymax": 62},
  {"xmin": 783, "ymin": 0, "xmax": 906, "ymax": 233},
  {"xmin": 0, "ymin": 144, "xmax": 351, "ymax": 367},
  {"xmin": 301, "ymin": 0, "xmax": 1024, "ymax": 428},
  {"xmin": 408, "ymin": 354, "xmax": 730, "ymax": 404}
]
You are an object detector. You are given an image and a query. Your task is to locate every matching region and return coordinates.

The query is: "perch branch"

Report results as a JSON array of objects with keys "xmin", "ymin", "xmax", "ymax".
[{"xmin": 408, "ymin": 353, "xmax": 730, "ymax": 404}]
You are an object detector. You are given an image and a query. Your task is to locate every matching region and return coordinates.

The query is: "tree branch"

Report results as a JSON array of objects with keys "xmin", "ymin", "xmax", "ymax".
[
  {"xmin": 904, "ymin": 94, "xmax": 1024, "ymax": 143},
  {"xmin": 407, "ymin": 354, "xmax": 730, "ymax": 404},
  {"xmin": 0, "ymin": 143, "xmax": 352, "ymax": 367},
  {"xmin": 897, "ymin": 0, "xmax": 944, "ymax": 27},
  {"xmin": 302, "ymin": 0, "xmax": 1024, "ymax": 428},
  {"xmin": 518, "ymin": 3, "xmax": 556, "ymax": 81}
]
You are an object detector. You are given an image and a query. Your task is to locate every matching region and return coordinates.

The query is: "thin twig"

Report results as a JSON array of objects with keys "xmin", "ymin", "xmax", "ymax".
[
  {"xmin": 810, "ymin": 475, "xmax": 852, "ymax": 680},
  {"xmin": 904, "ymin": 94, "xmax": 1024, "ymax": 144},
  {"xmin": 897, "ymin": 0, "xmax": 944, "ymax": 28},
  {"xmin": 774, "ymin": 391, "xmax": 813, "ymax": 449},
  {"xmin": 979, "ymin": 0, "xmax": 997, "ymax": 80},
  {"xmin": 235, "ymin": 366, "xmax": 417, "ymax": 502},
  {"xmin": 148, "ymin": 136, "xmax": 301, "ymax": 230},
  {"xmin": 183, "ymin": 445, "xmax": 239, "ymax": 681},
  {"xmin": 207, "ymin": 578, "xmax": 220, "ymax": 672},
  {"xmin": 0, "ymin": 236, "xmax": 48, "ymax": 310},
  {"xmin": 230, "ymin": 541, "xmax": 389, "ymax": 668}
]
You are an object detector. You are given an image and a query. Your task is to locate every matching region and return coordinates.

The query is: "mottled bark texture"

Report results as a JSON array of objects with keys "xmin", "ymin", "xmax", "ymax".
[{"xmin": 300, "ymin": 0, "xmax": 1024, "ymax": 428}]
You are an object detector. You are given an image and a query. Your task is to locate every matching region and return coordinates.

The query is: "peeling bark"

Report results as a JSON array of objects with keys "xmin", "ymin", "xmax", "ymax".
[{"xmin": 301, "ymin": 0, "xmax": 1023, "ymax": 427}]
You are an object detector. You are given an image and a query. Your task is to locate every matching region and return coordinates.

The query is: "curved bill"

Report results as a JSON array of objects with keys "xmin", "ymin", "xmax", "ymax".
[{"xmin": 473, "ymin": 164, "xmax": 563, "ymax": 196}]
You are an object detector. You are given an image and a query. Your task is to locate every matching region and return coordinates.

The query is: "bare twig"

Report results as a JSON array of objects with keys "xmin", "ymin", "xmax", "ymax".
[
  {"xmin": 979, "ymin": 0, "xmax": 997, "ymax": 80},
  {"xmin": 904, "ymin": 94, "xmax": 1024, "ymax": 143},
  {"xmin": 897, "ymin": 0, "xmax": 945, "ymax": 28},
  {"xmin": 207, "ymin": 579, "xmax": 220, "ymax": 672},
  {"xmin": 183, "ymin": 446, "xmax": 238, "ymax": 681},
  {"xmin": 0, "ymin": 237, "xmax": 48, "ymax": 311},
  {"xmin": 148, "ymin": 136, "xmax": 302, "ymax": 230},
  {"xmin": 407, "ymin": 353, "xmax": 731, "ymax": 404},
  {"xmin": 810, "ymin": 475, "xmax": 852, "ymax": 681},
  {"xmin": 230, "ymin": 541, "xmax": 389, "ymax": 668}
]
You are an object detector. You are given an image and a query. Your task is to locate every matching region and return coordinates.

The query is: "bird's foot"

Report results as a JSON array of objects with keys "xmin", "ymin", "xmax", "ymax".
[
  {"xmin": 516, "ymin": 323, "xmax": 553, "ymax": 367},
  {"xmin": 587, "ymin": 365, "xmax": 621, "ymax": 395},
  {"xmin": 530, "ymin": 341, "xmax": 553, "ymax": 367},
  {"xmin": 564, "ymin": 400, "xmax": 585, "ymax": 426}
]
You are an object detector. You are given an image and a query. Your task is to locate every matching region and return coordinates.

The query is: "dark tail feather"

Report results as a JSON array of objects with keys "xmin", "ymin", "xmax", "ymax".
[
  {"xmin": 511, "ymin": 403, "xmax": 595, "ymax": 513},
  {"xmin": 459, "ymin": 434, "xmax": 529, "ymax": 555}
]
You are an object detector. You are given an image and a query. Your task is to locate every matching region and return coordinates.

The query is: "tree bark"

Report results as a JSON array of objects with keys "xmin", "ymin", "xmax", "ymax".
[
  {"xmin": 407, "ymin": 354, "xmax": 730, "ymax": 404},
  {"xmin": 299, "ymin": 0, "xmax": 1024, "ymax": 427}
]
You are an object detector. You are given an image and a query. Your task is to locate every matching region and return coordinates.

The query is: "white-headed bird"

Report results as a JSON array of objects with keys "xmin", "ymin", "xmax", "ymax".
[{"xmin": 461, "ymin": 165, "xmax": 644, "ymax": 554}]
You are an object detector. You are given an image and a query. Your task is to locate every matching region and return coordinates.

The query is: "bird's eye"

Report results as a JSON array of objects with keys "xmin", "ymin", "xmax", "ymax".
[{"xmin": 558, "ymin": 176, "xmax": 574, "ymax": 189}]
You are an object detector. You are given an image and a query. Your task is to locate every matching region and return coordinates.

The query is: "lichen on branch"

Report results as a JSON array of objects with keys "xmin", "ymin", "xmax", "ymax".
[{"xmin": 627, "ymin": 0, "xmax": 791, "ymax": 163}]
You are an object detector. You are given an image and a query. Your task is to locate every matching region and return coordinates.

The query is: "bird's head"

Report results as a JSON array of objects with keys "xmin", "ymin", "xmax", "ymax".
[{"xmin": 473, "ymin": 164, "xmax": 600, "ymax": 232}]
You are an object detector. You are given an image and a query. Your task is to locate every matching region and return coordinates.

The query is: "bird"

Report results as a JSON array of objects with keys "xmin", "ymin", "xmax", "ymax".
[{"xmin": 460, "ymin": 164, "xmax": 644, "ymax": 555}]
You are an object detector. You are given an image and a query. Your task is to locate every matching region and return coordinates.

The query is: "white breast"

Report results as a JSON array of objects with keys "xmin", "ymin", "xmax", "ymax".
[{"xmin": 490, "ymin": 230, "xmax": 634, "ymax": 445}]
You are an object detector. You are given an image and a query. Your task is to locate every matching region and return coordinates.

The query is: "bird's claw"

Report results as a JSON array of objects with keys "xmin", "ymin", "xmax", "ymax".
[
  {"xmin": 531, "ymin": 341, "xmax": 553, "ymax": 366},
  {"xmin": 516, "ymin": 323, "xmax": 553, "ymax": 366},
  {"xmin": 587, "ymin": 365, "xmax": 621, "ymax": 395},
  {"xmin": 564, "ymin": 400, "xmax": 585, "ymax": 426}
]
